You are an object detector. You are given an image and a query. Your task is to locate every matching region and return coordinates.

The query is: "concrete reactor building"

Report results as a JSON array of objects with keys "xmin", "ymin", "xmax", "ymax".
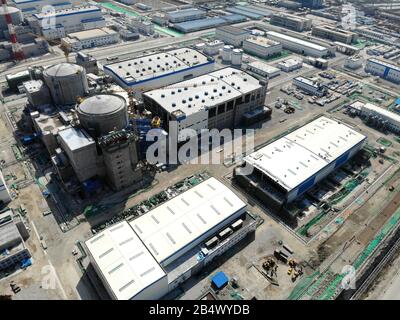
[
  {"xmin": 234, "ymin": 117, "xmax": 366, "ymax": 211},
  {"xmin": 85, "ymin": 177, "xmax": 257, "ymax": 300},
  {"xmin": 76, "ymin": 94, "xmax": 128, "ymax": 137},
  {"xmin": 43, "ymin": 63, "xmax": 89, "ymax": 106}
]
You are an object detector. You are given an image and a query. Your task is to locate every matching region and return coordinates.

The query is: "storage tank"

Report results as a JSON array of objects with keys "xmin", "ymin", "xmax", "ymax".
[
  {"xmin": 231, "ymin": 49, "xmax": 243, "ymax": 66},
  {"xmin": 43, "ymin": 63, "xmax": 89, "ymax": 106},
  {"xmin": 77, "ymin": 94, "xmax": 128, "ymax": 137},
  {"xmin": 222, "ymin": 45, "xmax": 233, "ymax": 63},
  {"xmin": 0, "ymin": 6, "xmax": 23, "ymax": 30}
]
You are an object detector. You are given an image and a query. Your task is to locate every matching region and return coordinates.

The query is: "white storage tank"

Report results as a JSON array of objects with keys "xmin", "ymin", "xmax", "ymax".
[
  {"xmin": 231, "ymin": 49, "xmax": 243, "ymax": 66},
  {"xmin": 43, "ymin": 63, "xmax": 89, "ymax": 106},
  {"xmin": 77, "ymin": 94, "xmax": 128, "ymax": 137},
  {"xmin": 222, "ymin": 45, "xmax": 233, "ymax": 63}
]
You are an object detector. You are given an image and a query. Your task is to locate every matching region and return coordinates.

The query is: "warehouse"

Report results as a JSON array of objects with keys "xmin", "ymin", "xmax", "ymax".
[
  {"xmin": 246, "ymin": 61, "xmax": 280, "ymax": 79},
  {"xmin": 103, "ymin": 48, "xmax": 214, "ymax": 93},
  {"xmin": 143, "ymin": 67, "xmax": 267, "ymax": 142},
  {"xmin": 85, "ymin": 177, "xmax": 257, "ymax": 300},
  {"xmin": 28, "ymin": 5, "xmax": 106, "ymax": 40},
  {"xmin": 365, "ymin": 58, "xmax": 400, "ymax": 84},
  {"xmin": 293, "ymin": 76, "xmax": 326, "ymax": 97},
  {"xmin": 61, "ymin": 27, "xmax": 119, "ymax": 52},
  {"xmin": 358, "ymin": 102, "xmax": 400, "ymax": 134},
  {"xmin": 165, "ymin": 8, "xmax": 206, "ymax": 23},
  {"xmin": 312, "ymin": 25, "xmax": 357, "ymax": 45},
  {"xmin": 266, "ymin": 31, "xmax": 329, "ymax": 58},
  {"xmin": 172, "ymin": 15, "xmax": 246, "ymax": 33},
  {"xmin": 215, "ymin": 25, "xmax": 251, "ymax": 47},
  {"xmin": 243, "ymin": 37, "xmax": 282, "ymax": 59},
  {"xmin": 277, "ymin": 58, "xmax": 303, "ymax": 72},
  {"xmin": 270, "ymin": 13, "xmax": 312, "ymax": 32},
  {"xmin": 234, "ymin": 117, "xmax": 366, "ymax": 210}
]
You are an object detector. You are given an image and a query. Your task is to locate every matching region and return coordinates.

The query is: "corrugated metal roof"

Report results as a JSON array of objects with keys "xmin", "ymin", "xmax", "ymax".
[{"xmin": 173, "ymin": 17, "xmax": 227, "ymax": 33}]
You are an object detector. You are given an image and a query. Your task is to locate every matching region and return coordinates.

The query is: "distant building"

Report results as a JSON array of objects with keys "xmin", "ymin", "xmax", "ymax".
[
  {"xmin": 365, "ymin": 58, "xmax": 400, "ymax": 84},
  {"xmin": 61, "ymin": 27, "xmax": 119, "ymax": 51},
  {"xmin": 28, "ymin": 5, "xmax": 105, "ymax": 40},
  {"xmin": 246, "ymin": 61, "xmax": 280, "ymax": 79},
  {"xmin": 243, "ymin": 37, "xmax": 282, "ymax": 59},
  {"xmin": 10, "ymin": 0, "xmax": 82, "ymax": 15},
  {"xmin": 277, "ymin": 58, "xmax": 303, "ymax": 72},
  {"xmin": 296, "ymin": 0, "xmax": 323, "ymax": 9},
  {"xmin": 215, "ymin": 25, "xmax": 251, "ymax": 47},
  {"xmin": 127, "ymin": 18, "xmax": 155, "ymax": 36},
  {"xmin": 312, "ymin": 25, "xmax": 357, "ymax": 45},
  {"xmin": 266, "ymin": 31, "xmax": 329, "ymax": 58},
  {"xmin": 293, "ymin": 76, "xmax": 326, "ymax": 97},
  {"xmin": 0, "ymin": 210, "xmax": 31, "ymax": 271},
  {"xmin": 165, "ymin": 8, "xmax": 206, "ymax": 23},
  {"xmin": 270, "ymin": 12, "xmax": 312, "ymax": 32}
]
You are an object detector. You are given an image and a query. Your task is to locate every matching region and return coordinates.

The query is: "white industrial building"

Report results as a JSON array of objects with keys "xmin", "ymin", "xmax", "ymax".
[
  {"xmin": 243, "ymin": 37, "xmax": 282, "ymax": 59},
  {"xmin": 277, "ymin": 58, "xmax": 303, "ymax": 72},
  {"xmin": 365, "ymin": 58, "xmax": 400, "ymax": 84},
  {"xmin": 85, "ymin": 177, "xmax": 257, "ymax": 300},
  {"xmin": 293, "ymin": 76, "xmax": 326, "ymax": 97},
  {"xmin": 165, "ymin": 8, "xmax": 206, "ymax": 23},
  {"xmin": 234, "ymin": 116, "xmax": 366, "ymax": 209},
  {"xmin": 61, "ymin": 27, "xmax": 119, "ymax": 51},
  {"xmin": 0, "ymin": 170, "xmax": 11, "ymax": 204},
  {"xmin": 143, "ymin": 67, "xmax": 267, "ymax": 142},
  {"xmin": 103, "ymin": 48, "xmax": 215, "ymax": 93},
  {"xmin": 344, "ymin": 56, "xmax": 363, "ymax": 70},
  {"xmin": 10, "ymin": 0, "xmax": 82, "ymax": 14},
  {"xmin": 215, "ymin": 25, "xmax": 251, "ymax": 47},
  {"xmin": 29, "ymin": 5, "xmax": 105, "ymax": 40},
  {"xmin": 356, "ymin": 102, "xmax": 400, "ymax": 133},
  {"xmin": 266, "ymin": 31, "xmax": 329, "ymax": 58},
  {"xmin": 246, "ymin": 60, "xmax": 280, "ymax": 79},
  {"xmin": 312, "ymin": 25, "xmax": 357, "ymax": 45},
  {"xmin": 127, "ymin": 18, "xmax": 155, "ymax": 36},
  {"xmin": 203, "ymin": 40, "xmax": 224, "ymax": 56},
  {"xmin": 270, "ymin": 12, "xmax": 312, "ymax": 32}
]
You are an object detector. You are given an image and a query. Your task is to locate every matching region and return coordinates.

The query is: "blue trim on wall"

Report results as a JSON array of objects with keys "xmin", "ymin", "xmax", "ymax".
[
  {"xmin": 34, "ymin": 8, "xmax": 101, "ymax": 19},
  {"xmin": 104, "ymin": 60, "xmax": 215, "ymax": 87},
  {"xmin": 334, "ymin": 151, "xmax": 350, "ymax": 168},
  {"xmin": 297, "ymin": 176, "xmax": 316, "ymax": 195},
  {"xmin": 291, "ymin": 137, "xmax": 366, "ymax": 198}
]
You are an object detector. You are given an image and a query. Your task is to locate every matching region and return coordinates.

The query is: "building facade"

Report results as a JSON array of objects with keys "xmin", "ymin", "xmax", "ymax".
[
  {"xmin": 61, "ymin": 27, "xmax": 119, "ymax": 51},
  {"xmin": 143, "ymin": 67, "xmax": 267, "ymax": 142},
  {"xmin": 215, "ymin": 25, "xmax": 251, "ymax": 47},
  {"xmin": 312, "ymin": 25, "xmax": 357, "ymax": 45},
  {"xmin": 365, "ymin": 58, "xmax": 400, "ymax": 84},
  {"xmin": 270, "ymin": 13, "xmax": 312, "ymax": 32},
  {"xmin": 243, "ymin": 37, "xmax": 282, "ymax": 59}
]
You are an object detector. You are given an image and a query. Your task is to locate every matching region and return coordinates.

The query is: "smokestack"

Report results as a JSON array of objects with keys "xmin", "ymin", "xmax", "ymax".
[{"xmin": 1, "ymin": 0, "xmax": 24, "ymax": 61}]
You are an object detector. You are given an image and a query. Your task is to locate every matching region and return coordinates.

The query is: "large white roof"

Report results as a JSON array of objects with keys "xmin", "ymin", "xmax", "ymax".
[
  {"xmin": 361, "ymin": 102, "xmax": 400, "ymax": 126},
  {"xmin": 129, "ymin": 177, "xmax": 246, "ymax": 266},
  {"xmin": 266, "ymin": 31, "xmax": 328, "ymax": 52},
  {"xmin": 143, "ymin": 67, "xmax": 263, "ymax": 116},
  {"xmin": 85, "ymin": 221, "xmax": 166, "ymax": 300},
  {"xmin": 103, "ymin": 48, "xmax": 210, "ymax": 85},
  {"xmin": 245, "ymin": 117, "xmax": 366, "ymax": 192}
]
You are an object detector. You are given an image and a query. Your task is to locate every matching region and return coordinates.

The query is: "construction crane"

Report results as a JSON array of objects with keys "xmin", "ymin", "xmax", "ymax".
[{"xmin": 1, "ymin": 0, "xmax": 24, "ymax": 61}]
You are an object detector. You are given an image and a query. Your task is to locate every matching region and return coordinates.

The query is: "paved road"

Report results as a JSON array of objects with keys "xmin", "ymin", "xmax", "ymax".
[{"xmin": 380, "ymin": 267, "xmax": 400, "ymax": 300}]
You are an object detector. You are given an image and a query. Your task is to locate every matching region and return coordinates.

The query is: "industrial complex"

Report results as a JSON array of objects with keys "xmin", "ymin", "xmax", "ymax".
[{"xmin": 0, "ymin": 0, "xmax": 400, "ymax": 305}]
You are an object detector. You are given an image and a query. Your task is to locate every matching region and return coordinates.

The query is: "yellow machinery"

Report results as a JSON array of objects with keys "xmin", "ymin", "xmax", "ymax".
[{"xmin": 151, "ymin": 116, "xmax": 161, "ymax": 128}]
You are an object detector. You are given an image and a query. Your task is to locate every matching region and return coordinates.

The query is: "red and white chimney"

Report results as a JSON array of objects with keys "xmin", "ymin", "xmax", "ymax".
[{"xmin": 1, "ymin": 0, "xmax": 24, "ymax": 61}]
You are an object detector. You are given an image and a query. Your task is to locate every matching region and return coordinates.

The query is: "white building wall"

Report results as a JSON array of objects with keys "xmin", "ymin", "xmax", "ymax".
[
  {"xmin": 243, "ymin": 40, "xmax": 282, "ymax": 58},
  {"xmin": 0, "ymin": 171, "xmax": 11, "ymax": 204}
]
